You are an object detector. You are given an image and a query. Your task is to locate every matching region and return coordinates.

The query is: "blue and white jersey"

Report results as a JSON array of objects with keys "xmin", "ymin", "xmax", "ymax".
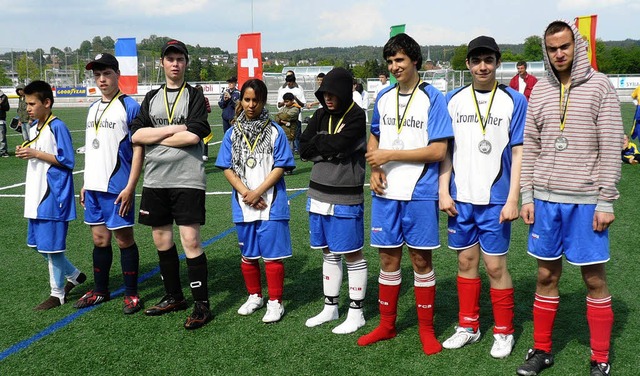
[
  {"xmin": 446, "ymin": 84, "xmax": 526, "ymax": 205},
  {"xmin": 83, "ymin": 95, "xmax": 140, "ymax": 193},
  {"xmin": 216, "ymin": 122, "xmax": 296, "ymax": 223},
  {"xmin": 24, "ymin": 117, "xmax": 76, "ymax": 221},
  {"xmin": 370, "ymin": 82, "xmax": 453, "ymax": 201}
]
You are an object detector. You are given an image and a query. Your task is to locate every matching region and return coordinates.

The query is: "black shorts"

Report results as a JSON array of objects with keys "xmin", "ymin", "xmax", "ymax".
[{"xmin": 139, "ymin": 187, "xmax": 206, "ymax": 227}]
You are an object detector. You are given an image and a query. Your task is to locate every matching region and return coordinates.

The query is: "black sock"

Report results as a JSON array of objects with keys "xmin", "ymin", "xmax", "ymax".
[
  {"xmin": 93, "ymin": 245, "xmax": 113, "ymax": 293},
  {"xmin": 157, "ymin": 245, "xmax": 183, "ymax": 299},
  {"xmin": 120, "ymin": 243, "xmax": 139, "ymax": 296},
  {"xmin": 186, "ymin": 253, "xmax": 209, "ymax": 303}
]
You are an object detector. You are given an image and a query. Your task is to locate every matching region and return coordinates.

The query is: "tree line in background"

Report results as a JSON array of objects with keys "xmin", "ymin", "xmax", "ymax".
[{"xmin": 1, "ymin": 34, "xmax": 639, "ymax": 86}]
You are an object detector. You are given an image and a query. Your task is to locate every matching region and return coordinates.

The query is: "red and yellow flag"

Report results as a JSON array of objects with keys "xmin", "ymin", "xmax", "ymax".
[{"xmin": 575, "ymin": 15, "xmax": 598, "ymax": 70}]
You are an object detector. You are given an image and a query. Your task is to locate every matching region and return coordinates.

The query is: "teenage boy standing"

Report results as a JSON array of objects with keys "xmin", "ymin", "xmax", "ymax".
[{"xmin": 131, "ymin": 40, "xmax": 213, "ymax": 330}]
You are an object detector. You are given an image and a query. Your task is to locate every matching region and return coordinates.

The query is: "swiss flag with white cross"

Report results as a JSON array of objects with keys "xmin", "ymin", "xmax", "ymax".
[{"xmin": 237, "ymin": 33, "xmax": 263, "ymax": 88}]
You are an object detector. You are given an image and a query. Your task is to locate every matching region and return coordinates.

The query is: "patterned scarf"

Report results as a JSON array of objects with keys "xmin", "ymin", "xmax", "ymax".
[{"xmin": 231, "ymin": 108, "xmax": 273, "ymax": 185}]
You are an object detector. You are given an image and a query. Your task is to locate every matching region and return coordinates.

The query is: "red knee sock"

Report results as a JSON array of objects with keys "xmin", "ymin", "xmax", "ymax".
[
  {"xmin": 264, "ymin": 260, "xmax": 284, "ymax": 302},
  {"xmin": 240, "ymin": 259, "xmax": 262, "ymax": 296},
  {"xmin": 357, "ymin": 281, "xmax": 400, "ymax": 346},
  {"xmin": 490, "ymin": 287, "xmax": 514, "ymax": 335},
  {"xmin": 457, "ymin": 276, "xmax": 481, "ymax": 332},
  {"xmin": 415, "ymin": 284, "xmax": 442, "ymax": 355},
  {"xmin": 533, "ymin": 293, "xmax": 559, "ymax": 353},
  {"xmin": 587, "ymin": 296, "xmax": 613, "ymax": 363}
]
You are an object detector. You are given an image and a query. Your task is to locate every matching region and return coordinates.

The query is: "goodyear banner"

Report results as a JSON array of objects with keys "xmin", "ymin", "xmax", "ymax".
[{"xmin": 55, "ymin": 87, "xmax": 87, "ymax": 97}]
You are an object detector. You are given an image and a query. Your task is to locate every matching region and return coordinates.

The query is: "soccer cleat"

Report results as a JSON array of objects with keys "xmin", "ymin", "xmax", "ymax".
[
  {"xmin": 262, "ymin": 300, "xmax": 284, "ymax": 323},
  {"xmin": 64, "ymin": 272, "xmax": 87, "ymax": 296},
  {"xmin": 34, "ymin": 296, "xmax": 62, "ymax": 311},
  {"xmin": 237, "ymin": 293, "xmax": 264, "ymax": 316},
  {"xmin": 332, "ymin": 308, "xmax": 365, "ymax": 334},
  {"xmin": 202, "ymin": 155, "xmax": 209, "ymax": 161},
  {"xmin": 144, "ymin": 294, "xmax": 188, "ymax": 316},
  {"xmin": 442, "ymin": 326, "xmax": 481, "ymax": 349},
  {"xmin": 73, "ymin": 290, "xmax": 110, "ymax": 309},
  {"xmin": 184, "ymin": 301, "xmax": 213, "ymax": 330},
  {"xmin": 305, "ymin": 304, "xmax": 339, "ymax": 328},
  {"xmin": 490, "ymin": 333, "xmax": 515, "ymax": 359},
  {"xmin": 516, "ymin": 348, "xmax": 555, "ymax": 375},
  {"xmin": 123, "ymin": 295, "xmax": 143, "ymax": 315},
  {"xmin": 590, "ymin": 361, "xmax": 611, "ymax": 376}
]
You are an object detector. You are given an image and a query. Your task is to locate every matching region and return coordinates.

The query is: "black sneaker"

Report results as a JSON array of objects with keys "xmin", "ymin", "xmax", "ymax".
[
  {"xmin": 123, "ymin": 295, "xmax": 143, "ymax": 315},
  {"xmin": 516, "ymin": 348, "xmax": 554, "ymax": 375},
  {"xmin": 64, "ymin": 272, "xmax": 87, "ymax": 296},
  {"xmin": 184, "ymin": 301, "xmax": 212, "ymax": 330},
  {"xmin": 144, "ymin": 294, "xmax": 188, "ymax": 316},
  {"xmin": 590, "ymin": 361, "xmax": 611, "ymax": 376}
]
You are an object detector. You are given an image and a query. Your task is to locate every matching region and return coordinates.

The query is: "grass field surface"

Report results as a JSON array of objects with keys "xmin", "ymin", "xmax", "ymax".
[{"xmin": 0, "ymin": 103, "xmax": 638, "ymax": 375}]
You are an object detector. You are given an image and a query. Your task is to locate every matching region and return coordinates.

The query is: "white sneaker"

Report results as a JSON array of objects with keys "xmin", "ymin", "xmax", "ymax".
[
  {"xmin": 202, "ymin": 155, "xmax": 209, "ymax": 161},
  {"xmin": 442, "ymin": 326, "xmax": 481, "ymax": 349},
  {"xmin": 76, "ymin": 145, "xmax": 86, "ymax": 154},
  {"xmin": 490, "ymin": 333, "xmax": 514, "ymax": 359},
  {"xmin": 237, "ymin": 294, "xmax": 264, "ymax": 315},
  {"xmin": 332, "ymin": 308, "xmax": 365, "ymax": 334},
  {"xmin": 262, "ymin": 300, "xmax": 284, "ymax": 323},
  {"xmin": 305, "ymin": 304, "xmax": 339, "ymax": 328}
]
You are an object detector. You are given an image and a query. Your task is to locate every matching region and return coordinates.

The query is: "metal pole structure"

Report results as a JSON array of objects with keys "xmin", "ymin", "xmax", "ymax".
[
  {"xmin": 251, "ymin": 0, "xmax": 254, "ymax": 32},
  {"xmin": 25, "ymin": 51, "xmax": 28, "ymax": 84}
]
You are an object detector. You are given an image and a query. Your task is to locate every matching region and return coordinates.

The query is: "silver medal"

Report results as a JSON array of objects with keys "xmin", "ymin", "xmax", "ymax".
[
  {"xmin": 478, "ymin": 139, "xmax": 492, "ymax": 154},
  {"xmin": 392, "ymin": 138, "xmax": 404, "ymax": 150},
  {"xmin": 554, "ymin": 136, "xmax": 568, "ymax": 151},
  {"xmin": 246, "ymin": 156, "xmax": 257, "ymax": 169},
  {"xmin": 92, "ymin": 138, "xmax": 100, "ymax": 149}
]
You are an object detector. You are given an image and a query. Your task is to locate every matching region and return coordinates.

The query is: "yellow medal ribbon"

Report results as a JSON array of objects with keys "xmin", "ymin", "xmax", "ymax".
[
  {"xmin": 21, "ymin": 113, "xmax": 55, "ymax": 148},
  {"xmin": 395, "ymin": 80, "xmax": 422, "ymax": 134},
  {"xmin": 163, "ymin": 82, "xmax": 186, "ymax": 124},
  {"xmin": 328, "ymin": 102, "xmax": 355, "ymax": 134},
  {"xmin": 470, "ymin": 81, "xmax": 498, "ymax": 137},
  {"xmin": 94, "ymin": 90, "xmax": 121, "ymax": 136},
  {"xmin": 237, "ymin": 119, "xmax": 271, "ymax": 155},
  {"xmin": 560, "ymin": 84, "xmax": 570, "ymax": 132}
]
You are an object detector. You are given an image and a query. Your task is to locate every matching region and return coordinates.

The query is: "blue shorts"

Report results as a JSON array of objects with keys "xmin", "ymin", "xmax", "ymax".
[
  {"xmin": 309, "ymin": 212, "xmax": 364, "ymax": 254},
  {"xmin": 448, "ymin": 202, "xmax": 510, "ymax": 255},
  {"xmin": 370, "ymin": 196, "xmax": 440, "ymax": 250},
  {"xmin": 27, "ymin": 219, "xmax": 69, "ymax": 253},
  {"xmin": 236, "ymin": 220, "xmax": 293, "ymax": 260},
  {"xmin": 528, "ymin": 199, "xmax": 609, "ymax": 265},
  {"xmin": 83, "ymin": 190, "xmax": 135, "ymax": 230}
]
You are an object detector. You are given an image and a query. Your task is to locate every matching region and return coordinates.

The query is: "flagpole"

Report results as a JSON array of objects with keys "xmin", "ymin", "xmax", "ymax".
[{"xmin": 251, "ymin": 0, "xmax": 254, "ymax": 32}]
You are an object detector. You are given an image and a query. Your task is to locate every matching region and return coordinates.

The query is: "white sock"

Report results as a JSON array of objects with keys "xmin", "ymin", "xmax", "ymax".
[
  {"xmin": 322, "ymin": 253, "xmax": 343, "ymax": 297},
  {"xmin": 305, "ymin": 304, "xmax": 339, "ymax": 327},
  {"xmin": 332, "ymin": 307, "xmax": 366, "ymax": 334}
]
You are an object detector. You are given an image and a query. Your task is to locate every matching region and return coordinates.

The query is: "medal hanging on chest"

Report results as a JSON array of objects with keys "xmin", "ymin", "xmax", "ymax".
[
  {"xmin": 393, "ymin": 80, "xmax": 421, "ymax": 150},
  {"xmin": 471, "ymin": 82, "xmax": 498, "ymax": 155},
  {"xmin": 245, "ymin": 156, "xmax": 257, "ymax": 169},
  {"xmin": 92, "ymin": 138, "xmax": 100, "ymax": 149},
  {"xmin": 392, "ymin": 138, "xmax": 405, "ymax": 150},
  {"xmin": 93, "ymin": 91, "xmax": 121, "ymax": 150},
  {"xmin": 238, "ymin": 119, "xmax": 270, "ymax": 169},
  {"xmin": 556, "ymin": 84, "xmax": 570, "ymax": 151}
]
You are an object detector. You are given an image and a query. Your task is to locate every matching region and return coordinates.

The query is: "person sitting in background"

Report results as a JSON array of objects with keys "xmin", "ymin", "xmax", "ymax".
[
  {"xmin": 275, "ymin": 92, "xmax": 301, "ymax": 156},
  {"xmin": 622, "ymin": 134, "xmax": 640, "ymax": 164}
]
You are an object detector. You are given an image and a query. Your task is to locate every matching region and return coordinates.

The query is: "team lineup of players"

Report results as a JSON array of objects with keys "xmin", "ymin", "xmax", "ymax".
[{"xmin": 18, "ymin": 18, "xmax": 621, "ymax": 376}]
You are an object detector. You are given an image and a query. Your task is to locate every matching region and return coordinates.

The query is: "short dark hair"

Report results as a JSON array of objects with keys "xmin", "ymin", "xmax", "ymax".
[
  {"xmin": 23, "ymin": 80, "xmax": 54, "ymax": 106},
  {"xmin": 317, "ymin": 72, "xmax": 325, "ymax": 79},
  {"xmin": 383, "ymin": 33, "xmax": 423, "ymax": 70},
  {"xmin": 545, "ymin": 21, "xmax": 573, "ymax": 41},
  {"xmin": 240, "ymin": 79, "xmax": 268, "ymax": 105},
  {"xmin": 517, "ymin": 61, "xmax": 527, "ymax": 68},
  {"xmin": 283, "ymin": 92, "xmax": 294, "ymax": 101}
]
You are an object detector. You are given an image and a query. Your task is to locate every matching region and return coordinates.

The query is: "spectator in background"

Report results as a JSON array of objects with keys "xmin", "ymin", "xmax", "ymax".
[
  {"xmin": 277, "ymin": 72, "xmax": 306, "ymax": 153},
  {"xmin": 352, "ymin": 80, "xmax": 364, "ymax": 110},
  {"xmin": 219, "ymin": 76, "xmax": 240, "ymax": 134},
  {"xmin": 196, "ymin": 84, "xmax": 213, "ymax": 161},
  {"xmin": 509, "ymin": 61, "xmax": 538, "ymax": 101},
  {"xmin": 373, "ymin": 72, "xmax": 390, "ymax": 100},
  {"xmin": 355, "ymin": 83, "xmax": 370, "ymax": 123},
  {"xmin": 0, "ymin": 89, "xmax": 10, "ymax": 157},
  {"xmin": 622, "ymin": 134, "xmax": 640, "ymax": 164},
  {"xmin": 16, "ymin": 84, "xmax": 31, "ymax": 142},
  {"xmin": 306, "ymin": 73, "xmax": 326, "ymax": 109},
  {"xmin": 275, "ymin": 92, "xmax": 301, "ymax": 157},
  {"xmin": 631, "ymin": 85, "xmax": 640, "ymax": 105}
]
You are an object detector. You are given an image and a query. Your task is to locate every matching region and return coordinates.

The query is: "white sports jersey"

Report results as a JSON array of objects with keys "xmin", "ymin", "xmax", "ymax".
[
  {"xmin": 83, "ymin": 95, "xmax": 140, "ymax": 193},
  {"xmin": 446, "ymin": 84, "xmax": 527, "ymax": 204},
  {"xmin": 24, "ymin": 116, "xmax": 76, "ymax": 221},
  {"xmin": 370, "ymin": 82, "xmax": 453, "ymax": 201}
]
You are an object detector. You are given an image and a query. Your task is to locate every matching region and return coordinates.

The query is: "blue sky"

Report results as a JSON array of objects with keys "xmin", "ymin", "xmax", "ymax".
[{"xmin": 1, "ymin": 0, "xmax": 638, "ymax": 53}]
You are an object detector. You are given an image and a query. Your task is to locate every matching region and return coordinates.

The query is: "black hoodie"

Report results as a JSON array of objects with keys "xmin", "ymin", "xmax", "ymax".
[{"xmin": 299, "ymin": 67, "xmax": 367, "ymax": 205}]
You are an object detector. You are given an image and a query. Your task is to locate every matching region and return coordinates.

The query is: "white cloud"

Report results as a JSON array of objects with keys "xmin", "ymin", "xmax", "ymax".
[
  {"xmin": 315, "ymin": 3, "xmax": 387, "ymax": 46},
  {"xmin": 112, "ymin": 0, "xmax": 209, "ymax": 17},
  {"xmin": 557, "ymin": 0, "xmax": 629, "ymax": 11}
]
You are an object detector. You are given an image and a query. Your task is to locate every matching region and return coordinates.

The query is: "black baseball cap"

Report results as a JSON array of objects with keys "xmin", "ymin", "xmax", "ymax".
[
  {"xmin": 85, "ymin": 53, "xmax": 119, "ymax": 71},
  {"xmin": 226, "ymin": 76, "xmax": 238, "ymax": 83},
  {"xmin": 161, "ymin": 39, "xmax": 189, "ymax": 58},
  {"xmin": 467, "ymin": 36, "xmax": 501, "ymax": 59}
]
